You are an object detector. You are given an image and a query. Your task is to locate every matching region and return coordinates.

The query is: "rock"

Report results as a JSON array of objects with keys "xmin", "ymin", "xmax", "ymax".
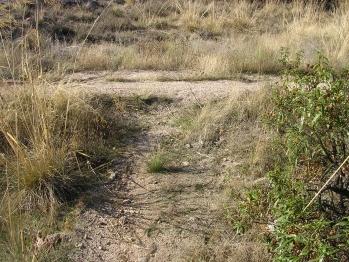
[
  {"xmin": 267, "ymin": 222, "xmax": 275, "ymax": 232},
  {"xmin": 182, "ymin": 161, "xmax": 190, "ymax": 167},
  {"xmin": 99, "ymin": 220, "xmax": 107, "ymax": 226},
  {"xmin": 108, "ymin": 170, "xmax": 117, "ymax": 181},
  {"xmin": 77, "ymin": 243, "xmax": 86, "ymax": 249},
  {"xmin": 185, "ymin": 143, "xmax": 192, "ymax": 149},
  {"xmin": 85, "ymin": 0, "xmax": 100, "ymax": 10},
  {"xmin": 122, "ymin": 199, "xmax": 132, "ymax": 204}
]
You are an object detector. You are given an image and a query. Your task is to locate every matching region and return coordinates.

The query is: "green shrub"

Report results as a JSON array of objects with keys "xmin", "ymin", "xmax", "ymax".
[
  {"xmin": 235, "ymin": 52, "xmax": 349, "ymax": 261},
  {"xmin": 268, "ymin": 53, "xmax": 349, "ymax": 261}
]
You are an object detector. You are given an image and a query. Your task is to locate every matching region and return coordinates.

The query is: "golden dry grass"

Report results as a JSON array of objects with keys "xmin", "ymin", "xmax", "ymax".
[
  {"xmin": 2, "ymin": 1, "xmax": 349, "ymax": 78},
  {"xmin": 66, "ymin": 0, "xmax": 349, "ymax": 76},
  {"xmin": 0, "ymin": 84, "xmax": 124, "ymax": 260}
]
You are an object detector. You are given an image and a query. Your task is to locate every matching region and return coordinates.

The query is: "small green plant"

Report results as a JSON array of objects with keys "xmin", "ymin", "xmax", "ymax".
[
  {"xmin": 230, "ymin": 186, "xmax": 270, "ymax": 234},
  {"xmin": 147, "ymin": 153, "xmax": 168, "ymax": 173}
]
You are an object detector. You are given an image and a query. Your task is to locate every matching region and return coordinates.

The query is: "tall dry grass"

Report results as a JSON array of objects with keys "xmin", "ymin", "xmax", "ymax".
[
  {"xmin": 0, "ymin": 1, "xmax": 125, "ymax": 260},
  {"xmin": 2, "ymin": 1, "xmax": 349, "ymax": 78},
  {"xmin": 34, "ymin": 0, "xmax": 347, "ymax": 78},
  {"xmin": 0, "ymin": 83, "xmax": 125, "ymax": 260}
]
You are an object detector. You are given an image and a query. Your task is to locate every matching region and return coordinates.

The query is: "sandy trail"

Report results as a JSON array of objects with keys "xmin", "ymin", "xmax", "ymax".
[{"xmin": 70, "ymin": 71, "xmax": 270, "ymax": 262}]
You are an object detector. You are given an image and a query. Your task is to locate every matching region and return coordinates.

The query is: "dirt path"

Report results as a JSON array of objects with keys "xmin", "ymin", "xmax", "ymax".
[{"xmin": 70, "ymin": 71, "xmax": 270, "ymax": 262}]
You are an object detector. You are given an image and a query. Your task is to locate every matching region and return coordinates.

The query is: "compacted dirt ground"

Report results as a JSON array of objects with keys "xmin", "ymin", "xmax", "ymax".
[{"xmin": 69, "ymin": 71, "xmax": 271, "ymax": 262}]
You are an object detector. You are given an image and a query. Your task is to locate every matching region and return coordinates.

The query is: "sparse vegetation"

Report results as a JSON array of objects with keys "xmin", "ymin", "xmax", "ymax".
[{"xmin": 2, "ymin": 0, "xmax": 349, "ymax": 261}]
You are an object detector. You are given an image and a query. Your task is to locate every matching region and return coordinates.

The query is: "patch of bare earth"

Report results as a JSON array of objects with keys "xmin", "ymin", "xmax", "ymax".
[{"xmin": 70, "ymin": 71, "xmax": 271, "ymax": 262}]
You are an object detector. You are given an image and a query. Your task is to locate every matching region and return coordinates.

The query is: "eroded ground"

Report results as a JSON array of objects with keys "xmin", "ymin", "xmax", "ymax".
[{"xmin": 69, "ymin": 71, "xmax": 271, "ymax": 262}]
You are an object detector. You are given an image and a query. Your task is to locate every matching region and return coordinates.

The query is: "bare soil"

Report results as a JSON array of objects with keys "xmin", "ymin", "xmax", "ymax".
[{"xmin": 69, "ymin": 71, "xmax": 271, "ymax": 262}]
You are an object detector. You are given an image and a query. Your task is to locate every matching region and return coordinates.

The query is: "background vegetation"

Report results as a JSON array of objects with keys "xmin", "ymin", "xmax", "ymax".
[{"xmin": 1, "ymin": 0, "xmax": 349, "ymax": 80}]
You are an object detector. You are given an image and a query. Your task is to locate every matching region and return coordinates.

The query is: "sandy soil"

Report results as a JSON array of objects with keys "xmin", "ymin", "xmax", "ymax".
[{"xmin": 69, "ymin": 71, "xmax": 271, "ymax": 262}]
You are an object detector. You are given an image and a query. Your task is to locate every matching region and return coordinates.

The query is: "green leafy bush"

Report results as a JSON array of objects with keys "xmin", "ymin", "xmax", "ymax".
[
  {"xmin": 235, "ymin": 52, "xmax": 349, "ymax": 261},
  {"xmin": 272, "ymin": 51, "xmax": 349, "ymax": 167},
  {"xmin": 268, "ymin": 52, "xmax": 349, "ymax": 260}
]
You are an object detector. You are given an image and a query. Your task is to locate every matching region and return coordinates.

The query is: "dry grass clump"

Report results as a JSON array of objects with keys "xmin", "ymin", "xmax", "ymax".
[
  {"xmin": 0, "ymin": 84, "xmax": 122, "ymax": 260},
  {"xmin": 185, "ymin": 88, "xmax": 270, "ymax": 147},
  {"xmin": 76, "ymin": 39, "xmax": 196, "ymax": 71},
  {"xmin": 0, "ymin": 85, "xmax": 121, "ymax": 200}
]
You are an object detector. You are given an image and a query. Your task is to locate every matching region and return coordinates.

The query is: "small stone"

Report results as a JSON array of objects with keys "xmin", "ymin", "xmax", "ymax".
[
  {"xmin": 122, "ymin": 199, "xmax": 131, "ymax": 204},
  {"xmin": 98, "ymin": 245, "xmax": 106, "ymax": 251},
  {"xmin": 77, "ymin": 243, "xmax": 86, "ymax": 249},
  {"xmin": 185, "ymin": 143, "xmax": 192, "ymax": 149},
  {"xmin": 182, "ymin": 161, "xmax": 190, "ymax": 167},
  {"xmin": 108, "ymin": 170, "xmax": 117, "ymax": 181},
  {"xmin": 99, "ymin": 220, "xmax": 107, "ymax": 226},
  {"xmin": 267, "ymin": 223, "xmax": 275, "ymax": 232}
]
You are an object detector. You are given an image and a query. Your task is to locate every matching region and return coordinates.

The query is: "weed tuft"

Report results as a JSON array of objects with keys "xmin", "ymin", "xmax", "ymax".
[{"xmin": 147, "ymin": 153, "xmax": 168, "ymax": 173}]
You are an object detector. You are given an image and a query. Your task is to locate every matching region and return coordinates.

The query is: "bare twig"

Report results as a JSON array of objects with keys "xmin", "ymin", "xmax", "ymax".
[
  {"xmin": 189, "ymin": 86, "xmax": 203, "ymax": 109},
  {"xmin": 303, "ymin": 155, "xmax": 349, "ymax": 212}
]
